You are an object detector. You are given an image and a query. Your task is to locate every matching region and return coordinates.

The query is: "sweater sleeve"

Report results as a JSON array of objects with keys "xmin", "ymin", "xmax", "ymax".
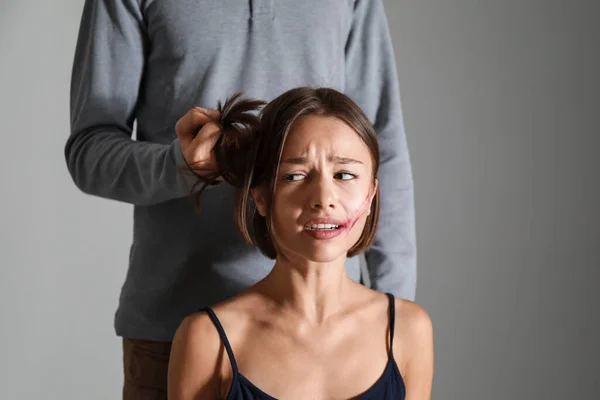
[
  {"xmin": 345, "ymin": 0, "xmax": 417, "ymax": 300},
  {"xmin": 65, "ymin": 0, "xmax": 198, "ymax": 206}
]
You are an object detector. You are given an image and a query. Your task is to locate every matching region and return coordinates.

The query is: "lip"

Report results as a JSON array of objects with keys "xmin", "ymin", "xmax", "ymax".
[
  {"xmin": 303, "ymin": 217, "xmax": 346, "ymax": 228},
  {"xmin": 303, "ymin": 217, "xmax": 347, "ymax": 240}
]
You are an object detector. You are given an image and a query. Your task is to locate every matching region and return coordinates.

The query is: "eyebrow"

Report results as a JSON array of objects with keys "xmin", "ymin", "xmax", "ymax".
[{"xmin": 281, "ymin": 156, "xmax": 363, "ymax": 165}]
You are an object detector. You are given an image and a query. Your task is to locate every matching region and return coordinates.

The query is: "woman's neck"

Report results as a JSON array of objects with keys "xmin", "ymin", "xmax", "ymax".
[{"xmin": 261, "ymin": 254, "xmax": 354, "ymax": 324}]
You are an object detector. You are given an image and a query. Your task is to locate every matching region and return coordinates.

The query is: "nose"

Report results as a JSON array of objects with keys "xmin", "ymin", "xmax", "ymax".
[{"xmin": 309, "ymin": 176, "xmax": 337, "ymax": 210}]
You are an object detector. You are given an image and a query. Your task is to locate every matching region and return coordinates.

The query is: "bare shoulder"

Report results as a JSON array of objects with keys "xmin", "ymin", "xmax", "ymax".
[
  {"xmin": 353, "ymin": 287, "xmax": 431, "ymax": 335},
  {"xmin": 171, "ymin": 291, "xmax": 259, "ymax": 362},
  {"xmin": 173, "ymin": 310, "xmax": 222, "ymax": 354},
  {"xmin": 168, "ymin": 311, "xmax": 223, "ymax": 400},
  {"xmin": 392, "ymin": 298, "xmax": 434, "ymax": 399},
  {"xmin": 394, "ymin": 298, "xmax": 433, "ymax": 340},
  {"xmin": 168, "ymin": 292, "xmax": 262, "ymax": 399},
  {"xmin": 213, "ymin": 291, "xmax": 263, "ymax": 326}
]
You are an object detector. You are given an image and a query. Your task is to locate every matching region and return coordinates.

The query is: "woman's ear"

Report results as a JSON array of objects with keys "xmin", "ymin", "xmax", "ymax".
[
  {"xmin": 251, "ymin": 187, "xmax": 268, "ymax": 217},
  {"xmin": 367, "ymin": 179, "xmax": 379, "ymax": 216}
]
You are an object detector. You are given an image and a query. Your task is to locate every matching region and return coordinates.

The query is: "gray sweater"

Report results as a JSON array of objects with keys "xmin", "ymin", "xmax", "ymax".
[{"xmin": 66, "ymin": 0, "xmax": 416, "ymax": 341}]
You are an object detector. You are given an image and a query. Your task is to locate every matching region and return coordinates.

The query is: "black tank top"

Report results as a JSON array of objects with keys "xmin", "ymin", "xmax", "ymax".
[{"xmin": 201, "ymin": 293, "xmax": 406, "ymax": 399}]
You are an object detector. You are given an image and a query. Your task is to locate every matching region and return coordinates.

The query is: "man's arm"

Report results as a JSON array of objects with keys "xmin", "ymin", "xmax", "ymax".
[
  {"xmin": 345, "ymin": 0, "xmax": 417, "ymax": 300},
  {"xmin": 65, "ymin": 0, "xmax": 197, "ymax": 206}
]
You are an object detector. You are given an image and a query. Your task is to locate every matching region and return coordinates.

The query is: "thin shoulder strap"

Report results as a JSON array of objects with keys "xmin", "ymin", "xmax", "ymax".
[
  {"xmin": 201, "ymin": 307, "xmax": 239, "ymax": 374},
  {"xmin": 386, "ymin": 293, "xmax": 396, "ymax": 354}
]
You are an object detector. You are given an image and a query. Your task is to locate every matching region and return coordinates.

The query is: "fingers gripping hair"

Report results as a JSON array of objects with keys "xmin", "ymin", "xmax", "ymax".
[{"xmin": 190, "ymin": 93, "xmax": 266, "ymax": 210}]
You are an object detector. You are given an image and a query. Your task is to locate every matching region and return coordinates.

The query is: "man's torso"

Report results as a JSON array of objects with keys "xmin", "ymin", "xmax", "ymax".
[{"xmin": 117, "ymin": 0, "xmax": 363, "ymax": 341}]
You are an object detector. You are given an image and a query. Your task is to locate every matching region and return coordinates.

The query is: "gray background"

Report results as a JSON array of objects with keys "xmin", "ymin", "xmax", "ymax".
[{"xmin": 1, "ymin": 0, "xmax": 598, "ymax": 399}]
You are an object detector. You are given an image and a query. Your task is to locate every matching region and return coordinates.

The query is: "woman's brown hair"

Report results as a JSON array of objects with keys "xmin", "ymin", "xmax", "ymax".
[{"xmin": 189, "ymin": 87, "xmax": 380, "ymax": 259}]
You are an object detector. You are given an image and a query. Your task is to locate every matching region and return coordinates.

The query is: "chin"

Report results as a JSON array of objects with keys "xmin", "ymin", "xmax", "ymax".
[
  {"xmin": 306, "ymin": 254, "xmax": 345, "ymax": 264},
  {"xmin": 295, "ymin": 246, "xmax": 348, "ymax": 264},
  {"xmin": 276, "ymin": 233, "xmax": 360, "ymax": 265}
]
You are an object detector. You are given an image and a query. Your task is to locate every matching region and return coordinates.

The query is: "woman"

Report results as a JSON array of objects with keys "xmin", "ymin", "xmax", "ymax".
[{"xmin": 168, "ymin": 88, "xmax": 433, "ymax": 399}]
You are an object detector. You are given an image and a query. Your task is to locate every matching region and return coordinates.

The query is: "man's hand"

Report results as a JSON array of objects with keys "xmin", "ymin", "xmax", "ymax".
[{"xmin": 175, "ymin": 107, "xmax": 221, "ymax": 177}]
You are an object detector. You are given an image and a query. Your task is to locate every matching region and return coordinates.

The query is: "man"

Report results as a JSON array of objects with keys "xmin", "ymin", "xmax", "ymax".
[{"xmin": 66, "ymin": 0, "xmax": 416, "ymax": 398}]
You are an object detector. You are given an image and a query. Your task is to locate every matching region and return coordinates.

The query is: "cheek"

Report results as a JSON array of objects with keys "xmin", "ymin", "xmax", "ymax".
[
  {"xmin": 270, "ymin": 188, "xmax": 303, "ymax": 230},
  {"xmin": 273, "ymin": 182, "xmax": 310, "ymax": 209},
  {"xmin": 338, "ymin": 181, "xmax": 373, "ymax": 214}
]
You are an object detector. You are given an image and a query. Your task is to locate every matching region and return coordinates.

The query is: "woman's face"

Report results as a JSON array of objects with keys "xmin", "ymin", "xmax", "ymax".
[{"xmin": 255, "ymin": 115, "xmax": 377, "ymax": 264}]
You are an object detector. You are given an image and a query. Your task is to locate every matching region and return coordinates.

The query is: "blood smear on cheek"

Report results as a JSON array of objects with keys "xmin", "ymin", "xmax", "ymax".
[{"xmin": 342, "ymin": 194, "xmax": 372, "ymax": 231}]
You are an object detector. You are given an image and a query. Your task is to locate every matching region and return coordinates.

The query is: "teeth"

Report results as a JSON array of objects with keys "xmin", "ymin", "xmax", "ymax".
[{"xmin": 306, "ymin": 223, "xmax": 340, "ymax": 230}]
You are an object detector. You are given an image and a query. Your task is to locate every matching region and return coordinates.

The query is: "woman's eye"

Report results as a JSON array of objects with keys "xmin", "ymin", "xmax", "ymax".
[
  {"xmin": 336, "ymin": 172, "xmax": 356, "ymax": 181},
  {"xmin": 283, "ymin": 174, "xmax": 306, "ymax": 182}
]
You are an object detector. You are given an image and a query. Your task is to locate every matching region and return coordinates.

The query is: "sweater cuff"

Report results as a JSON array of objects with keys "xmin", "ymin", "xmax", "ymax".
[{"xmin": 169, "ymin": 138, "xmax": 221, "ymax": 194}]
